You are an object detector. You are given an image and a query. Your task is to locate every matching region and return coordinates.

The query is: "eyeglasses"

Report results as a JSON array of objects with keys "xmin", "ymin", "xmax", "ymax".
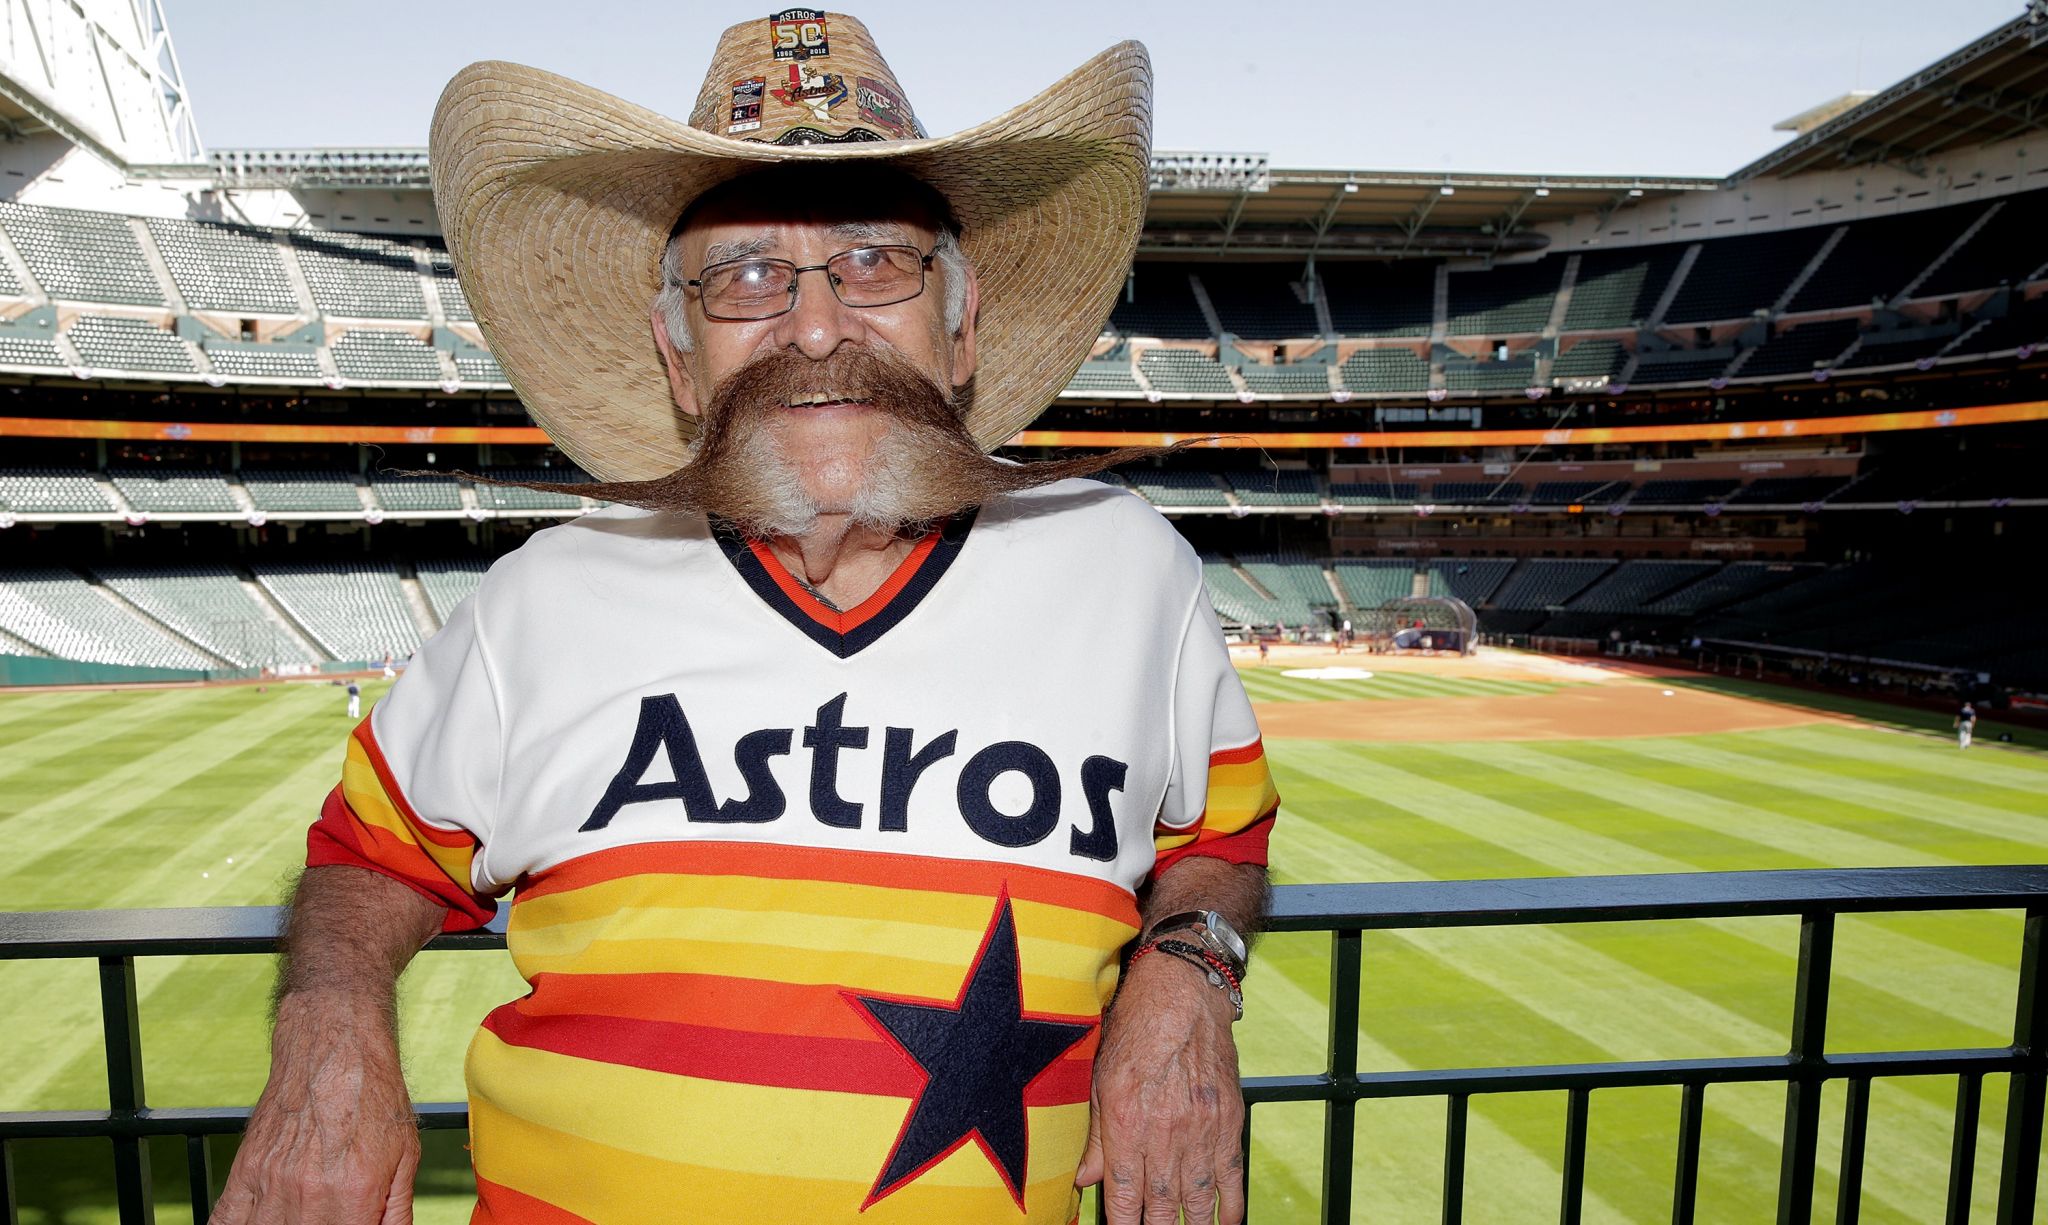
[{"xmin": 685, "ymin": 244, "xmax": 938, "ymax": 322}]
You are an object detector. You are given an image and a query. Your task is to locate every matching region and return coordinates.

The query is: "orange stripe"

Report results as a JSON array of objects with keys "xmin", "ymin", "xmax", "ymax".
[
  {"xmin": 351, "ymin": 718, "xmax": 472, "ymax": 848},
  {"xmin": 1209, "ymin": 738, "xmax": 1266, "ymax": 767},
  {"xmin": 515, "ymin": 841, "xmax": 1137, "ymax": 923},
  {"xmin": 745, "ymin": 528, "xmax": 941, "ymax": 634},
  {"xmin": 473, "ymin": 1175, "xmax": 595, "ymax": 1225}
]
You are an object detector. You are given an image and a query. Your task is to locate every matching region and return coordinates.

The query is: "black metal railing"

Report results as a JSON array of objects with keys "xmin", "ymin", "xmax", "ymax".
[{"xmin": 3, "ymin": 865, "xmax": 2044, "ymax": 1225}]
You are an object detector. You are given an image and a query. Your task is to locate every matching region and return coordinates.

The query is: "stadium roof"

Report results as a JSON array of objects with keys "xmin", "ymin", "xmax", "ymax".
[{"xmin": 1733, "ymin": 4, "xmax": 2048, "ymax": 179}]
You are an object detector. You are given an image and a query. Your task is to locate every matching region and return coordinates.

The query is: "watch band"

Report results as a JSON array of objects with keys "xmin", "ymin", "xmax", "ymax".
[
  {"xmin": 1144, "ymin": 909, "xmax": 1249, "ymax": 981},
  {"xmin": 1130, "ymin": 938, "xmax": 1244, "ymax": 1021}
]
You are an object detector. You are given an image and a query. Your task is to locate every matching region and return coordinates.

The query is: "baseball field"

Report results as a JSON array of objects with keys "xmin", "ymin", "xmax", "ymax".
[{"xmin": 3, "ymin": 649, "xmax": 2045, "ymax": 1223}]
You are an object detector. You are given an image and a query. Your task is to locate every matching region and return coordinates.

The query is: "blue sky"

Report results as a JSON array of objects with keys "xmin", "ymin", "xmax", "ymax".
[{"xmin": 169, "ymin": 0, "xmax": 2026, "ymax": 176}]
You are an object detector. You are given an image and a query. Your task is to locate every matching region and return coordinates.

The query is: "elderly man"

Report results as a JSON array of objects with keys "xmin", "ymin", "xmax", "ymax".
[{"xmin": 216, "ymin": 14, "xmax": 1276, "ymax": 1225}]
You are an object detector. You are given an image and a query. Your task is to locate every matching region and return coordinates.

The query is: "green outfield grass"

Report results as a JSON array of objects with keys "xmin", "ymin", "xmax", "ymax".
[{"xmin": 2, "ymin": 675, "xmax": 2045, "ymax": 1223}]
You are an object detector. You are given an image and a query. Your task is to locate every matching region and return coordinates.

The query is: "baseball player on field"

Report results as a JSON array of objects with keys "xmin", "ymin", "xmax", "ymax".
[{"xmin": 216, "ymin": 13, "xmax": 1275, "ymax": 1225}]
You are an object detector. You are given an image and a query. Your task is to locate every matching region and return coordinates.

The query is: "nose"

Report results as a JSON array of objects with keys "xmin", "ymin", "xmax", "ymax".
[{"xmin": 771, "ymin": 267, "xmax": 866, "ymax": 361}]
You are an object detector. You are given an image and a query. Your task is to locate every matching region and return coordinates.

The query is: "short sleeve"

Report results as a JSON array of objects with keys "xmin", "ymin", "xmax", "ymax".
[
  {"xmin": 305, "ymin": 594, "xmax": 505, "ymax": 930},
  {"xmin": 1152, "ymin": 592, "xmax": 1279, "ymax": 881}
]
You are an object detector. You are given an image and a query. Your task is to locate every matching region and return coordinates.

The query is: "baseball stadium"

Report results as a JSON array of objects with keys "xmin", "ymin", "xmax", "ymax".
[{"xmin": 3, "ymin": 3, "xmax": 2048, "ymax": 1224}]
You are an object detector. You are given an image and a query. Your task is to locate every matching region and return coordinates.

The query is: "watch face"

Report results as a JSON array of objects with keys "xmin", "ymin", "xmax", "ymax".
[{"xmin": 1205, "ymin": 912, "xmax": 1249, "ymax": 964}]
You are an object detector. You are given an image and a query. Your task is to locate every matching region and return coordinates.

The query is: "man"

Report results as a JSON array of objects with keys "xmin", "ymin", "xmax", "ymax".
[
  {"xmin": 344, "ymin": 679, "xmax": 360, "ymax": 720},
  {"xmin": 1957, "ymin": 700, "xmax": 1977, "ymax": 749},
  {"xmin": 216, "ymin": 14, "xmax": 1274, "ymax": 1225}
]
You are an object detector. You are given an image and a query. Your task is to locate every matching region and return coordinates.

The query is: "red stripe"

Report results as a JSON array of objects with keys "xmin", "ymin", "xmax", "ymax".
[
  {"xmin": 351, "ymin": 718, "xmax": 474, "ymax": 848},
  {"xmin": 305, "ymin": 787, "xmax": 496, "ymax": 930},
  {"xmin": 746, "ymin": 527, "xmax": 940, "ymax": 635},
  {"xmin": 1150, "ymin": 813, "xmax": 1275, "ymax": 879},
  {"xmin": 473, "ymin": 1175, "xmax": 595, "ymax": 1225},
  {"xmin": 515, "ymin": 840, "xmax": 1137, "ymax": 924},
  {"xmin": 1208, "ymin": 737, "xmax": 1267, "ymax": 767},
  {"xmin": 481, "ymin": 1003, "xmax": 1095, "ymax": 1105}
]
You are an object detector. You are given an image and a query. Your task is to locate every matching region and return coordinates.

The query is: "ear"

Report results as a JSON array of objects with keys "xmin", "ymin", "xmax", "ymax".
[
  {"xmin": 947, "ymin": 256, "xmax": 980, "ymax": 392},
  {"xmin": 651, "ymin": 302, "xmax": 704, "ymax": 418}
]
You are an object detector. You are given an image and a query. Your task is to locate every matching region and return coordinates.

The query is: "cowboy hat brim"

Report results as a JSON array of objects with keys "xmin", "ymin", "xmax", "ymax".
[{"xmin": 429, "ymin": 42, "xmax": 1152, "ymax": 483}]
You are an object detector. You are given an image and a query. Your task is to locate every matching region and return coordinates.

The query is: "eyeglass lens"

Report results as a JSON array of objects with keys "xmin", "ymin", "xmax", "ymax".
[{"xmin": 699, "ymin": 245, "xmax": 927, "ymax": 320}]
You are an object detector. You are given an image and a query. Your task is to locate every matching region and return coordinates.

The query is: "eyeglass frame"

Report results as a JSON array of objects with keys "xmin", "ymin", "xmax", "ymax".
[{"xmin": 682, "ymin": 243, "xmax": 940, "ymax": 323}]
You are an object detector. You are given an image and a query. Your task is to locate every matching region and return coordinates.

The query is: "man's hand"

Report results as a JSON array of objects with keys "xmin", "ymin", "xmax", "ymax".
[
  {"xmin": 1075, "ymin": 951, "xmax": 1246, "ymax": 1224},
  {"xmin": 211, "ymin": 992, "xmax": 421, "ymax": 1225}
]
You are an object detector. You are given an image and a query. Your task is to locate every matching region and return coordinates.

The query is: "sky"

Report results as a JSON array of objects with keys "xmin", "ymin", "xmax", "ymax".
[{"xmin": 168, "ymin": 0, "xmax": 2026, "ymax": 178}]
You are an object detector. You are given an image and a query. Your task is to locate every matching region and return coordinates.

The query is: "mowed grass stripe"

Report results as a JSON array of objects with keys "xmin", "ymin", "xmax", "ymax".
[
  {"xmin": 1236, "ymin": 670, "xmax": 1560, "ymax": 704},
  {"xmin": 0, "ymin": 690, "xmax": 119, "ymax": 741},
  {"xmin": 1710, "ymin": 729, "xmax": 2048, "ymax": 817},
  {"xmin": 1775, "ymin": 723, "xmax": 2048, "ymax": 792},
  {"xmin": 0, "ymin": 689, "xmax": 223, "ymax": 787}
]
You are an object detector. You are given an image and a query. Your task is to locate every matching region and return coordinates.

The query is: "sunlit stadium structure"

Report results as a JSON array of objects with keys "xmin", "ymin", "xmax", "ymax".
[{"xmin": 4, "ymin": 4, "xmax": 2048, "ymax": 1223}]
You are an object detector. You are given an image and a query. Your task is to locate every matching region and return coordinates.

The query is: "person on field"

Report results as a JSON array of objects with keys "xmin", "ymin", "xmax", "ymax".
[
  {"xmin": 344, "ymin": 679, "xmax": 360, "ymax": 720},
  {"xmin": 215, "ymin": 14, "xmax": 1274, "ymax": 1225},
  {"xmin": 1956, "ymin": 700, "xmax": 1977, "ymax": 749}
]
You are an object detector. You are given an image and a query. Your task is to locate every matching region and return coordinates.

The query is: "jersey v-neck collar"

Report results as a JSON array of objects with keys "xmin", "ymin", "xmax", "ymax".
[{"xmin": 711, "ymin": 511, "xmax": 977, "ymax": 658}]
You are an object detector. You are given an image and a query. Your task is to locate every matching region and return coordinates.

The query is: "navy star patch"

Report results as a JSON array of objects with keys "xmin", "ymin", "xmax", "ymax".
[{"xmin": 849, "ymin": 893, "xmax": 1094, "ymax": 1210}]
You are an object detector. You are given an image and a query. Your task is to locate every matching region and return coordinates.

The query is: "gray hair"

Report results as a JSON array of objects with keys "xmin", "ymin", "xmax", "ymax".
[{"xmin": 656, "ymin": 228, "xmax": 970, "ymax": 354}]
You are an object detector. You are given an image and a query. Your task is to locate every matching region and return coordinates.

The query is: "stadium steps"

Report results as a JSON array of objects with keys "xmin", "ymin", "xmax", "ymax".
[
  {"xmin": 239, "ymin": 577, "xmax": 328, "ymax": 661},
  {"xmin": 1233, "ymin": 564, "xmax": 1277, "ymax": 602},
  {"xmin": 1186, "ymin": 273, "xmax": 1225, "ymax": 342},
  {"xmin": 274, "ymin": 240, "xmax": 322, "ymax": 317},
  {"xmin": 90, "ymin": 580, "xmax": 234, "ymax": 669},
  {"xmin": 1769, "ymin": 226, "xmax": 1848, "ymax": 315},
  {"xmin": 397, "ymin": 567, "xmax": 442, "ymax": 636},
  {"xmin": 0, "ymin": 623, "xmax": 48, "ymax": 656},
  {"xmin": 0, "ymin": 228, "xmax": 42, "ymax": 301},
  {"xmin": 1323, "ymin": 567, "xmax": 1349, "ymax": 610},
  {"xmin": 1894, "ymin": 201, "xmax": 2002, "ymax": 306},
  {"xmin": 1540, "ymin": 255, "xmax": 1580, "ymax": 340},
  {"xmin": 127, "ymin": 217, "xmax": 188, "ymax": 314},
  {"xmin": 1643, "ymin": 243, "xmax": 1702, "ymax": 330}
]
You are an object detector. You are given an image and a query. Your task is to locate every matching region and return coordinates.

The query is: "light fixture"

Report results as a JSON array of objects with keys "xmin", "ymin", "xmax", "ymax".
[
  {"xmin": 1627, "ymin": 188, "xmax": 1644, "ymax": 197},
  {"xmin": 1534, "ymin": 187, "xmax": 1550, "ymax": 197},
  {"xmin": 1439, "ymin": 185, "xmax": 1455, "ymax": 196},
  {"xmin": 1343, "ymin": 181, "xmax": 1358, "ymax": 193}
]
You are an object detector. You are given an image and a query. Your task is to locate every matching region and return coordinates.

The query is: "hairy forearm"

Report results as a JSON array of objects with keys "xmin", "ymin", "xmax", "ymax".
[
  {"xmin": 273, "ymin": 865, "xmax": 446, "ymax": 1029},
  {"xmin": 1139, "ymin": 856, "xmax": 1271, "ymax": 954}
]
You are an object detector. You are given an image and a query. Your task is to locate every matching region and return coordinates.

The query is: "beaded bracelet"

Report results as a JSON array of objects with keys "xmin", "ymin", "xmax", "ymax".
[{"xmin": 1130, "ymin": 937, "xmax": 1244, "ymax": 1020}]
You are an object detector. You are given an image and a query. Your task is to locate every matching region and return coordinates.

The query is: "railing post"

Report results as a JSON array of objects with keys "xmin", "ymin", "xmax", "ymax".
[
  {"xmin": 1834, "ymin": 1077, "xmax": 1869, "ymax": 1225},
  {"xmin": 1321, "ymin": 929, "xmax": 1361, "ymax": 1225},
  {"xmin": 1442, "ymin": 1094, "xmax": 1467, "ymax": 1225},
  {"xmin": 186, "ymin": 1136, "xmax": 212, "ymax": 1225},
  {"xmin": 1560, "ymin": 1088, "xmax": 1589, "ymax": 1225},
  {"xmin": 1945, "ymin": 1073, "xmax": 1981, "ymax": 1224},
  {"xmin": 100, "ymin": 954, "xmax": 154, "ymax": 1225},
  {"xmin": 1995, "ymin": 908, "xmax": 2046, "ymax": 1225},
  {"xmin": 1672, "ymin": 1082, "xmax": 1704, "ymax": 1225},
  {"xmin": 3, "ymin": 1137, "xmax": 16, "ymax": 1225},
  {"xmin": 1776, "ymin": 912, "xmax": 1834, "ymax": 1225}
]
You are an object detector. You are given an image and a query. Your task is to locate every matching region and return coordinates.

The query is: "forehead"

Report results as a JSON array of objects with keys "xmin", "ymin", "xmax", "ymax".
[{"xmin": 676, "ymin": 169, "xmax": 946, "ymax": 254}]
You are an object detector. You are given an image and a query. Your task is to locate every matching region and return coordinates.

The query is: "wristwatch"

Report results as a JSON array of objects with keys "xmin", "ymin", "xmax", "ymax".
[{"xmin": 1144, "ymin": 910, "xmax": 1249, "ymax": 982}]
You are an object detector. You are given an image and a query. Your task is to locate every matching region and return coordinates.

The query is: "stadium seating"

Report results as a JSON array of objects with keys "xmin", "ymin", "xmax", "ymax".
[
  {"xmin": 144, "ymin": 217, "xmax": 299, "ymax": 315},
  {"xmin": 1332, "ymin": 559, "xmax": 1414, "ymax": 609},
  {"xmin": 0, "ymin": 334, "xmax": 65, "ymax": 367},
  {"xmin": 109, "ymin": 468, "xmax": 237, "ymax": 514},
  {"xmin": 1322, "ymin": 262, "xmax": 1434, "ymax": 337},
  {"xmin": 1665, "ymin": 227, "xmax": 1832, "ymax": 324},
  {"xmin": 202, "ymin": 341, "xmax": 323, "ymax": 380},
  {"xmin": 66, "ymin": 315, "xmax": 197, "ymax": 374},
  {"xmin": 290, "ymin": 231, "xmax": 426, "ymax": 319},
  {"xmin": 95, "ymin": 564, "xmax": 319, "ymax": 668},
  {"xmin": 1338, "ymin": 348, "xmax": 1430, "ymax": 393},
  {"xmin": 1328, "ymin": 481, "xmax": 1418, "ymax": 506},
  {"xmin": 1201, "ymin": 266, "xmax": 1318, "ymax": 340},
  {"xmin": 0, "ymin": 202, "xmax": 165, "ymax": 306},
  {"xmin": 1107, "ymin": 265, "xmax": 1209, "ymax": 339},
  {"xmin": 1562, "ymin": 247, "xmax": 1685, "ymax": 330},
  {"xmin": 415, "ymin": 558, "xmax": 489, "ymax": 622},
  {"xmin": 331, "ymin": 329, "xmax": 445, "ymax": 383},
  {"xmin": 1066, "ymin": 359, "xmax": 1141, "ymax": 394},
  {"xmin": 0, "ymin": 468, "xmax": 114, "ymax": 514},
  {"xmin": 1839, "ymin": 330, "xmax": 1958, "ymax": 370},
  {"xmin": 455, "ymin": 353, "xmax": 506, "ymax": 384},
  {"xmin": 1642, "ymin": 561, "xmax": 1814, "ymax": 616},
  {"xmin": 1528, "ymin": 480, "xmax": 1622, "ymax": 505},
  {"xmin": 1491, "ymin": 558, "xmax": 1615, "ymax": 610},
  {"xmin": 1957, "ymin": 294, "xmax": 2048, "ymax": 356},
  {"xmin": 1137, "ymin": 348, "xmax": 1235, "ymax": 396},
  {"xmin": 427, "ymin": 251, "xmax": 473, "ymax": 322},
  {"xmin": 1786, "ymin": 205, "xmax": 1976, "ymax": 312},
  {"xmin": 241, "ymin": 469, "xmax": 362, "ymax": 513},
  {"xmin": 1199, "ymin": 559, "xmax": 1284, "ymax": 626},
  {"xmin": 1627, "ymin": 478, "xmax": 1740, "ymax": 505},
  {"xmin": 1916, "ymin": 194, "xmax": 2048, "ymax": 297},
  {"xmin": 1122, "ymin": 469, "xmax": 1228, "ymax": 507},
  {"xmin": 0, "ymin": 252, "xmax": 19, "ymax": 297},
  {"xmin": 1429, "ymin": 481, "xmax": 1523, "ymax": 505},
  {"xmin": 1443, "ymin": 358, "xmax": 1535, "ymax": 392},
  {"xmin": 1550, "ymin": 338, "xmax": 1625, "ymax": 381},
  {"xmin": 1566, "ymin": 560, "xmax": 1717, "ymax": 613},
  {"xmin": 0, "ymin": 568, "xmax": 213, "ymax": 669},
  {"xmin": 1723, "ymin": 475, "xmax": 1850, "ymax": 505},
  {"xmin": 473, "ymin": 468, "xmax": 586, "ymax": 511},
  {"xmin": 1427, "ymin": 558, "xmax": 1514, "ymax": 606},
  {"xmin": 252, "ymin": 561, "xmax": 422, "ymax": 662},
  {"xmin": 1239, "ymin": 363, "xmax": 1331, "ymax": 396},
  {"xmin": 1629, "ymin": 353, "xmax": 1732, "ymax": 384},
  {"xmin": 1738, "ymin": 319, "xmax": 1860, "ymax": 378},
  {"xmin": 1446, "ymin": 261, "xmax": 1560, "ymax": 336},
  {"xmin": 1228, "ymin": 470, "xmax": 1320, "ymax": 507},
  {"xmin": 371, "ymin": 474, "xmax": 464, "ymax": 512},
  {"xmin": 1239, "ymin": 554, "xmax": 1338, "ymax": 622}
]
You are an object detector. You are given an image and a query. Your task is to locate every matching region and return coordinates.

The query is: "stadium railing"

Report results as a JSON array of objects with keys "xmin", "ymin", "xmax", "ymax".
[{"xmin": 2, "ymin": 864, "xmax": 2044, "ymax": 1225}]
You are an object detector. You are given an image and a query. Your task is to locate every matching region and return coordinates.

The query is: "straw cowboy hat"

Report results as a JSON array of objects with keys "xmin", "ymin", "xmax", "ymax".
[{"xmin": 429, "ymin": 11, "xmax": 1152, "ymax": 483}]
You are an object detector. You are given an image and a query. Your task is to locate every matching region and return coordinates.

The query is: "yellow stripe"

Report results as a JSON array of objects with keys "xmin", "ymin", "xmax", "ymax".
[
  {"xmin": 468, "ymin": 1030, "xmax": 1087, "ymax": 1223},
  {"xmin": 338, "ymin": 736, "xmax": 474, "ymax": 887}
]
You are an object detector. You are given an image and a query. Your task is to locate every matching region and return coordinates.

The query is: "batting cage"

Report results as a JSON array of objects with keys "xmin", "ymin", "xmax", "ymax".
[{"xmin": 1371, "ymin": 595, "xmax": 1478, "ymax": 656}]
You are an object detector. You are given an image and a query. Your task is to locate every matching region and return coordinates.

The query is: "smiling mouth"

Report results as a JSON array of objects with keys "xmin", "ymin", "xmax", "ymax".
[{"xmin": 784, "ymin": 391, "xmax": 874, "ymax": 409}]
